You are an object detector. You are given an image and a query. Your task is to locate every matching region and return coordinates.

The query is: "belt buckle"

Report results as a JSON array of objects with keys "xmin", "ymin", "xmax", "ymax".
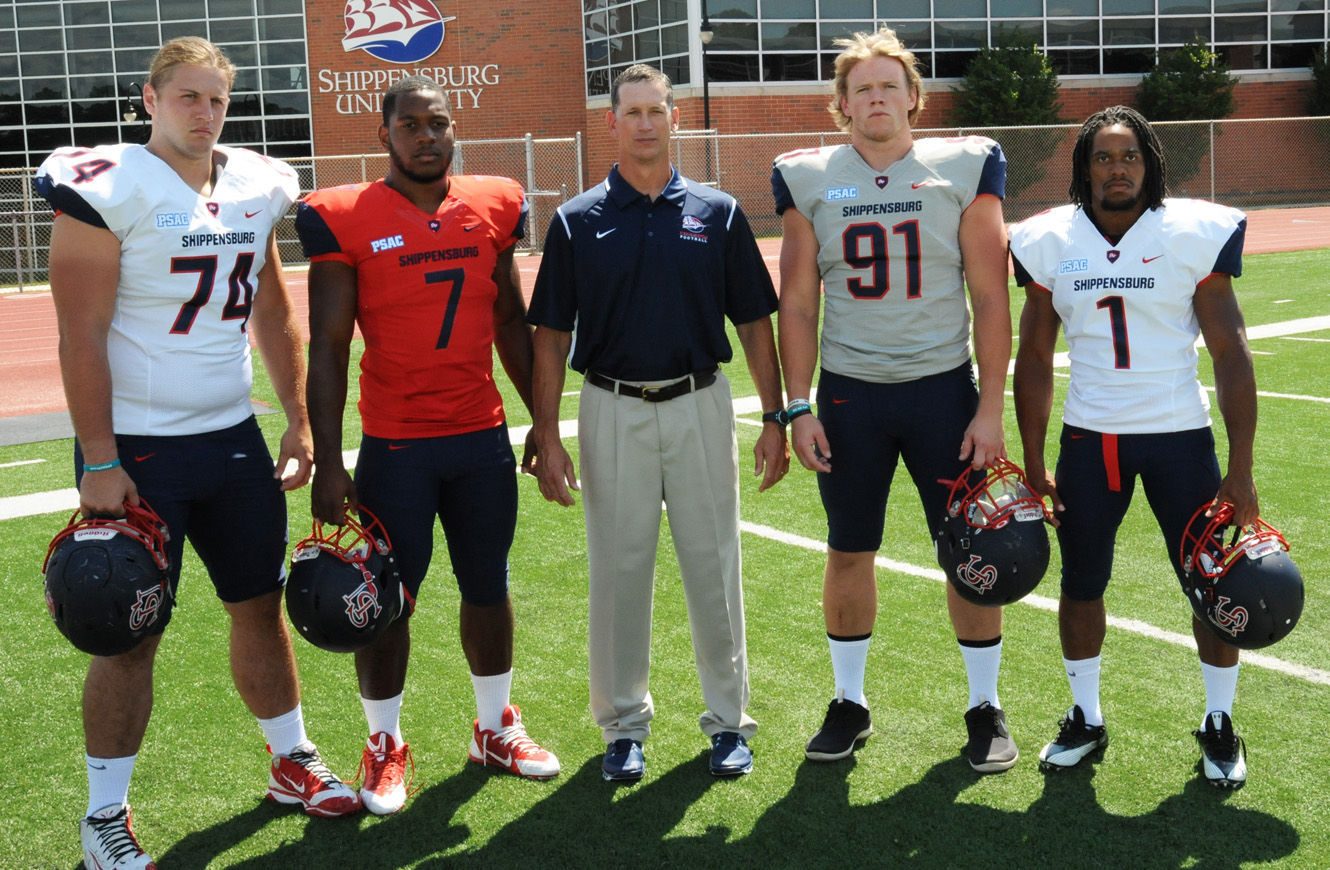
[{"xmin": 641, "ymin": 385, "xmax": 664, "ymax": 402}]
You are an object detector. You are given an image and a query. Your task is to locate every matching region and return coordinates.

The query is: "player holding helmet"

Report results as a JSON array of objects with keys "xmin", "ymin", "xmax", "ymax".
[
  {"xmin": 36, "ymin": 36, "xmax": 358, "ymax": 870},
  {"xmin": 297, "ymin": 75, "xmax": 559, "ymax": 817},
  {"xmin": 772, "ymin": 26, "xmax": 1020, "ymax": 773},
  {"xmin": 1011, "ymin": 105, "xmax": 1273, "ymax": 788}
]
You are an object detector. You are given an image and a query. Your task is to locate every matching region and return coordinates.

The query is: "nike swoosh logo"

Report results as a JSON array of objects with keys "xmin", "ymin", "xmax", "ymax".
[
  {"xmin": 88, "ymin": 763, "xmax": 107, "ymax": 770},
  {"xmin": 487, "ymin": 747, "xmax": 513, "ymax": 766},
  {"xmin": 911, "ymin": 181, "xmax": 931, "ymax": 189},
  {"xmin": 832, "ymin": 398, "xmax": 850, "ymax": 404},
  {"xmin": 1069, "ymin": 434, "xmax": 1085, "ymax": 440},
  {"xmin": 464, "ymin": 223, "xmax": 480, "ymax": 231},
  {"xmin": 245, "ymin": 210, "xmax": 262, "ymax": 218},
  {"xmin": 1142, "ymin": 255, "xmax": 1163, "ymax": 263},
  {"xmin": 135, "ymin": 453, "xmax": 156, "ymax": 462},
  {"xmin": 596, "ymin": 228, "xmax": 617, "ymax": 239},
  {"xmin": 388, "ymin": 444, "xmax": 410, "ymax": 451},
  {"xmin": 280, "ymin": 775, "xmax": 308, "ymax": 795}
]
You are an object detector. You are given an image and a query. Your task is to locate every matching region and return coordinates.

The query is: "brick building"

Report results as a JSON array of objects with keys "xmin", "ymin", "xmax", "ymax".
[{"xmin": 0, "ymin": 0, "xmax": 1323, "ymax": 178}]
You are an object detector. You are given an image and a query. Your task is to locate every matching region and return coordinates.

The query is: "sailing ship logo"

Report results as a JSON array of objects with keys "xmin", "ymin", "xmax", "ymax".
[{"xmin": 343, "ymin": 0, "xmax": 456, "ymax": 64}]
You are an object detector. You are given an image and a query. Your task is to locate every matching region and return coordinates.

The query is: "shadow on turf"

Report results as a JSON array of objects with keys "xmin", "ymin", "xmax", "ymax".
[
  {"xmin": 456, "ymin": 754, "xmax": 1299, "ymax": 868},
  {"xmin": 143, "ymin": 751, "xmax": 1298, "ymax": 868}
]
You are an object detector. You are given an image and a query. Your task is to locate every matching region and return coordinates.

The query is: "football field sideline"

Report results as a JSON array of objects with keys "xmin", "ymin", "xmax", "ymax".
[{"xmin": 6, "ymin": 391, "xmax": 1328, "ymax": 691}]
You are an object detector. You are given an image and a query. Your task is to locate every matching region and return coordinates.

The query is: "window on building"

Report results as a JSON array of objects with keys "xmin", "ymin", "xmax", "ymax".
[
  {"xmin": 583, "ymin": 1, "xmax": 1330, "ymax": 98},
  {"xmin": 0, "ymin": 0, "xmax": 311, "ymax": 169}
]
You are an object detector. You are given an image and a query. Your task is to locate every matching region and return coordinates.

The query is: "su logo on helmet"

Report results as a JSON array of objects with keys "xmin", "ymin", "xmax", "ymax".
[
  {"xmin": 41, "ymin": 501, "xmax": 174, "ymax": 657},
  {"xmin": 285, "ymin": 507, "xmax": 409, "ymax": 654},
  {"xmin": 1180, "ymin": 503, "xmax": 1303, "ymax": 650},
  {"xmin": 935, "ymin": 458, "xmax": 1051, "ymax": 607}
]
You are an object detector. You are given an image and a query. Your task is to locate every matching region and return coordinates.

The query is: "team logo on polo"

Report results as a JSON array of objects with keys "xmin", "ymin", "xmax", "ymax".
[
  {"xmin": 1106, "ymin": 250, "xmax": 1120, "ymax": 263},
  {"xmin": 955, "ymin": 555, "xmax": 998, "ymax": 595},
  {"xmin": 680, "ymin": 215, "xmax": 708, "ymax": 243},
  {"xmin": 129, "ymin": 583, "xmax": 166, "ymax": 631},
  {"xmin": 343, "ymin": 576, "xmax": 384, "ymax": 628},
  {"xmin": 343, "ymin": 0, "xmax": 456, "ymax": 64},
  {"xmin": 1211, "ymin": 594, "xmax": 1249, "ymax": 638}
]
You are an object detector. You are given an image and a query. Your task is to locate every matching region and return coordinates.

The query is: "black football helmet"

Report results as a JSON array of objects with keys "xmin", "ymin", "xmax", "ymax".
[
  {"xmin": 285, "ymin": 508, "xmax": 406, "ymax": 654},
  {"xmin": 1180, "ymin": 503, "xmax": 1303, "ymax": 650},
  {"xmin": 42, "ymin": 501, "xmax": 174, "ymax": 657},
  {"xmin": 936, "ymin": 458, "xmax": 1051, "ymax": 607}
]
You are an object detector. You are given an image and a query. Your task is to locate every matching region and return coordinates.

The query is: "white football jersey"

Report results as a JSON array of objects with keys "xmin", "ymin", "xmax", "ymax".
[
  {"xmin": 772, "ymin": 137, "xmax": 1005, "ymax": 383},
  {"xmin": 1009, "ymin": 198, "xmax": 1246, "ymax": 434},
  {"xmin": 37, "ymin": 143, "xmax": 299, "ymax": 436}
]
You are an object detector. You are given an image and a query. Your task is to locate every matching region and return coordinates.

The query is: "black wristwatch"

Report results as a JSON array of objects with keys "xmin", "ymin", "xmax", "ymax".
[{"xmin": 768, "ymin": 404, "xmax": 813, "ymax": 426}]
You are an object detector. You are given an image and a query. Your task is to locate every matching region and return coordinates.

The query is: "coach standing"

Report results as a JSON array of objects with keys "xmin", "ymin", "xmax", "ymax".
[{"xmin": 527, "ymin": 64, "xmax": 787, "ymax": 782}]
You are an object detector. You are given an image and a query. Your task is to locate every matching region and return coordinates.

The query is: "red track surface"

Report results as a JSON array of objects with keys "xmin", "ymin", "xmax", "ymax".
[{"xmin": 2, "ymin": 207, "xmax": 1326, "ymax": 420}]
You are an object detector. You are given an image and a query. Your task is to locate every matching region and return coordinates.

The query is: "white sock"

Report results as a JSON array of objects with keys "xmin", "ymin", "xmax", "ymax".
[
  {"xmin": 959, "ymin": 637, "xmax": 1002, "ymax": 710},
  {"xmin": 472, "ymin": 671, "xmax": 513, "ymax": 732},
  {"xmin": 828, "ymin": 635, "xmax": 870, "ymax": 708},
  {"xmin": 361, "ymin": 693, "xmax": 405, "ymax": 744},
  {"xmin": 1201, "ymin": 661, "xmax": 1240, "ymax": 728},
  {"xmin": 258, "ymin": 703, "xmax": 308, "ymax": 757},
  {"xmin": 1065, "ymin": 656, "xmax": 1104, "ymax": 726},
  {"xmin": 86, "ymin": 754, "xmax": 136, "ymax": 818}
]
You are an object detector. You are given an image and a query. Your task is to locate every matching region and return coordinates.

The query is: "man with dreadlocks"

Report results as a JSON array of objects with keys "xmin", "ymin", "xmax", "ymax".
[{"xmin": 1010, "ymin": 105, "xmax": 1258, "ymax": 788}]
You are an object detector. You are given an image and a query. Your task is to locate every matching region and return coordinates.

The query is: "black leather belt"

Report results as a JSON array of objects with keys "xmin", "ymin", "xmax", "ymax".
[{"xmin": 585, "ymin": 367, "xmax": 718, "ymax": 403}]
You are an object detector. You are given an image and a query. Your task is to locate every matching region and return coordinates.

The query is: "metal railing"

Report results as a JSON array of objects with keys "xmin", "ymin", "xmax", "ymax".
[
  {"xmin": 1, "ymin": 133, "xmax": 584, "ymax": 290},
  {"xmin": 5, "ymin": 119, "xmax": 1330, "ymax": 290}
]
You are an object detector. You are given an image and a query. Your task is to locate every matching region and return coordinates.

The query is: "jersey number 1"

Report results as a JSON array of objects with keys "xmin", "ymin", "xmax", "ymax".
[{"xmin": 1096, "ymin": 295, "xmax": 1131, "ymax": 369}]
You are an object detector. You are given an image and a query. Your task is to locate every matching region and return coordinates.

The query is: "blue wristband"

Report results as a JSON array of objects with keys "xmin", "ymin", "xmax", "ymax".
[{"xmin": 83, "ymin": 458, "xmax": 122, "ymax": 473}]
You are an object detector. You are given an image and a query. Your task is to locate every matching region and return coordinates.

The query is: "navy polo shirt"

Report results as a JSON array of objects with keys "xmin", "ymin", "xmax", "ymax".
[{"xmin": 527, "ymin": 165, "xmax": 777, "ymax": 381}]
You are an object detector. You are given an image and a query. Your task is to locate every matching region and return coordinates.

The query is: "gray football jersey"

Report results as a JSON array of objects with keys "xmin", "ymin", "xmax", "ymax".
[{"xmin": 773, "ymin": 137, "xmax": 1005, "ymax": 383}]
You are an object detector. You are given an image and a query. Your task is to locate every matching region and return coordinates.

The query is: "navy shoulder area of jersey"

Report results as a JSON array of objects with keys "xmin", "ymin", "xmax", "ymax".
[
  {"xmin": 35, "ymin": 144, "xmax": 143, "ymax": 230},
  {"xmin": 769, "ymin": 145, "xmax": 839, "ymax": 215},
  {"xmin": 293, "ymin": 201, "xmax": 341, "ymax": 258},
  {"xmin": 913, "ymin": 135, "xmax": 1006, "ymax": 200},
  {"xmin": 1158, "ymin": 198, "xmax": 1247, "ymax": 277}
]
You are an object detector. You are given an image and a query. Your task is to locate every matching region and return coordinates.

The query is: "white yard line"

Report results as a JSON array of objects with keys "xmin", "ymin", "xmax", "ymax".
[
  {"xmin": 6, "ymin": 317, "xmax": 1327, "ymax": 687},
  {"xmin": 741, "ymin": 521, "xmax": 1330, "ymax": 688}
]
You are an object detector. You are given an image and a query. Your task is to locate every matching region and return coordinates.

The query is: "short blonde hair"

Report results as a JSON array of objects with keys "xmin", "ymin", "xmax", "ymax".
[
  {"xmin": 148, "ymin": 36, "xmax": 236, "ymax": 91},
  {"xmin": 828, "ymin": 27, "xmax": 925, "ymax": 132}
]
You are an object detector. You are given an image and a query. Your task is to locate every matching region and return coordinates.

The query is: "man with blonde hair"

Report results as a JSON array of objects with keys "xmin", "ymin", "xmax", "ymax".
[
  {"xmin": 772, "ymin": 27, "xmax": 1020, "ymax": 771},
  {"xmin": 37, "ymin": 36, "xmax": 358, "ymax": 869}
]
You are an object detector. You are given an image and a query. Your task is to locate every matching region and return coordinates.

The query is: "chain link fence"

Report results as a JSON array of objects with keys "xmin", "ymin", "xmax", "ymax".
[
  {"xmin": 673, "ymin": 116, "xmax": 1330, "ymax": 238},
  {"xmin": 1, "ymin": 133, "xmax": 584, "ymax": 291},
  {"xmin": 4, "ymin": 119, "xmax": 1329, "ymax": 290}
]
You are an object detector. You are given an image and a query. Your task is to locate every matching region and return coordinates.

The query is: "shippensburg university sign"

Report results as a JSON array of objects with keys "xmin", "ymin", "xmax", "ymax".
[{"xmin": 316, "ymin": 0, "xmax": 500, "ymax": 116}]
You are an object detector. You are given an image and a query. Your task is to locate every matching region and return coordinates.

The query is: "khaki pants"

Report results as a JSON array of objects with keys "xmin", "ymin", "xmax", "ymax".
[{"xmin": 579, "ymin": 370, "xmax": 756, "ymax": 743}]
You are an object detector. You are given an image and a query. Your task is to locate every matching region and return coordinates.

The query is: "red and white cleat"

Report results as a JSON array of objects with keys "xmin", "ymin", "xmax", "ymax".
[
  {"xmin": 357, "ymin": 732, "xmax": 414, "ymax": 815},
  {"xmin": 266, "ymin": 743, "xmax": 362, "ymax": 817},
  {"xmin": 468, "ymin": 704, "xmax": 560, "ymax": 780}
]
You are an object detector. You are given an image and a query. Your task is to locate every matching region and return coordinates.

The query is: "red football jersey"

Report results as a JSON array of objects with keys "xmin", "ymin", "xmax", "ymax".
[{"xmin": 300, "ymin": 176, "xmax": 525, "ymax": 439}]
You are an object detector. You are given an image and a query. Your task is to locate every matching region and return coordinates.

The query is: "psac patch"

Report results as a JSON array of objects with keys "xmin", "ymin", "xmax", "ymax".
[
  {"xmin": 825, "ymin": 186, "xmax": 858, "ymax": 201},
  {"xmin": 371, "ymin": 234, "xmax": 405, "ymax": 253},
  {"xmin": 155, "ymin": 212, "xmax": 191, "ymax": 229},
  {"xmin": 1058, "ymin": 258, "xmax": 1089, "ymax": 275}
]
